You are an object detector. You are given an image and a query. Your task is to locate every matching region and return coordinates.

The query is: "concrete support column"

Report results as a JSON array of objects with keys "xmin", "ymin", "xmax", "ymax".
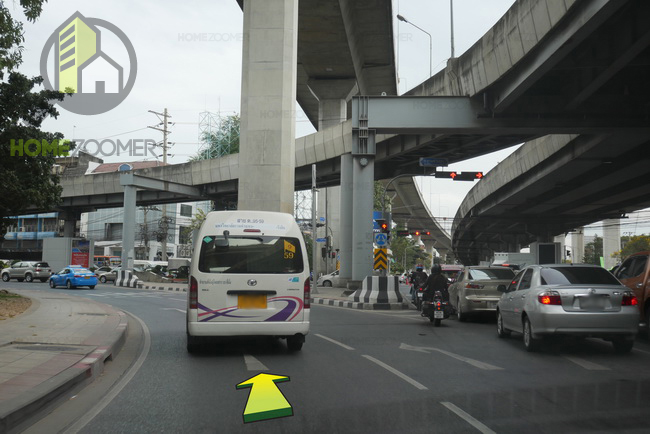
[
  {"xmin": 237, "ymin": 0, "xmax": 298, "ymax": 213},
  {"xmin": 121, "ymin": 185, "xmax": 136, "ymax": 270},
  {"xmin": 339, "ymin": 154, "xmax": 353, "ymax": 281},
  {"xmin": 603, "ymin": 219, "xmax": 621, "ymax": 269},
  {"xmin": 318, "ymin": 99, "xmax": 347, "ymax": 130},
  {"xmin": 61, "ymin": 211, "xmax": 80, "ymax": 237},
  {"xmin": 571, "ymin": 227, "xmax": 585, "ymax": 263},
  {"xmin": 554, "ymin": 235, "xmax": 566, "ymax": 262},
  {"xmin": 351, "ymin": 156, "xmax": 374, "ymax": 282},
  {"xmin": 422, "ymin": 240, "xmax": 435, "ymax": 265}
]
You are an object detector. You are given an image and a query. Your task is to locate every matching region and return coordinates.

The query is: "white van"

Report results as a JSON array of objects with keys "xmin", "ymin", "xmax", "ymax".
[{"xmin": 187, "ymin": 210, "xmax": 310, "ymax": 352}]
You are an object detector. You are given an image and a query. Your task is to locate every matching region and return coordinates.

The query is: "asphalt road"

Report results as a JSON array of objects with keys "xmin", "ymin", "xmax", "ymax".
[{"xmin": 7, "ymin": 281, "xmax": 650, "ymax": 433}]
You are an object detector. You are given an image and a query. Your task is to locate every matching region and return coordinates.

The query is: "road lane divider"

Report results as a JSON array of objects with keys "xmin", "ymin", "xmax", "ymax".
[
  {"xmin": 244, "ymin": 354, "xmax": 269, "ymax": 371},
  {"xmin": 563, "ymin": 356, "xmax": 610, "ymax": 371},
  {"xmin": 440, "ymin": 401, "xmax": 497, "ymax": 434},
  {"xmin": 361, "ymin": 355, "xmax": 428, "ymax": 390},
  {"xmin": 161, "ymin": 308, "xmax": 186, "ymax": 314},
  {"xmin": 400, "ymin": 343, "xmax": 503, "ymax": 371},
  {"xmin": 315, "ymin": 334, "xmax": 355, "ymax": 350}
]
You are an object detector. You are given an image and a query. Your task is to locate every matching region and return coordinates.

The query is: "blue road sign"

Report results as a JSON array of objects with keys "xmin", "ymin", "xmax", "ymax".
[
  {"xmin": 375, "ymin": 233, "xmax": 388, "ymax": 246},
  {"xmin": 419, "ymin": 157, "xmax": 448, "ymax": 167},
  {"xmin": 316, "ymin": 238, "xmax": 327, "ymax": 243}
]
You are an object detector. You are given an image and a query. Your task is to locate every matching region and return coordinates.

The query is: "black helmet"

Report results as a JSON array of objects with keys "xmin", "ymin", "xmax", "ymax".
[{"xmin": 431, "ymin": 264, "xmax": 441, "ymax": 274}]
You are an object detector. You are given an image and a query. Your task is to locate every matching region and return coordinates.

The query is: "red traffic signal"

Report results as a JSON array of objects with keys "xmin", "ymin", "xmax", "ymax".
[
  {"xmin": 375, "ymin": 219, "xmax": 389, "ymax": 233},
  {"xmin": 435, "ymin": 171, "xmax": 483, "ymax": 181}
]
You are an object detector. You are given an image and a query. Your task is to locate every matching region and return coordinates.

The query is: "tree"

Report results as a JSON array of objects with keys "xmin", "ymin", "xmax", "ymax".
[
  {"xmin": 616, "ymin": 234, "xmax": 650, "ymax": 260},
  {"xmin": 190, "ymin": 114, "xmax": 240, "ymax": 161},
  {"xmin": 583, "ymin": 235, "xmax": 603, "ymax": 265},
  {"xmin": 0, "ymin": 1, "xmax": 71, "ymax": 233},
  {"xmin": 374, "ymin": 181, "xmax": 392, "ymax": 212}
]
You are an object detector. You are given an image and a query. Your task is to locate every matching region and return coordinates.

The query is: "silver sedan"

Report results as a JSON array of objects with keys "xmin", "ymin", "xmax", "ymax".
[
  {"xmin": 448, "ymin": 266, "xmax": 515, "ymax": 321},
  {"xmin": 496, "ymin": 264, "xmax": 639, "ymax": 353}
]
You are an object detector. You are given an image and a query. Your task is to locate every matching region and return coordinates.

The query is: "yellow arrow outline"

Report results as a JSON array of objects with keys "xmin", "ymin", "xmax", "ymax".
[{"xmin": 236, "ymin": 373, "xmax": 293, "ymax": 423}]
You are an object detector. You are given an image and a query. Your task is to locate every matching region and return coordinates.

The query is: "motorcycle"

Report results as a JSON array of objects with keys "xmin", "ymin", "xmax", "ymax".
[
  {"xmin": 421, "ymin": 290, "xmax": 452, "ymax": 326},
  {"xmin": 412, "ymin": 284, "xmax": 425, "ymax": 310}
]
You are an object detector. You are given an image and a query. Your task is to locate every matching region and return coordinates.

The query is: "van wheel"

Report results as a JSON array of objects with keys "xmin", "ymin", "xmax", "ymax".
[
  {"xmin": 187, "ymin": 334, "xmax": 202, "ymax": 353},
  {"xmin": 287, "ymin": 335, "xmax": 304, "ymax": 351}
]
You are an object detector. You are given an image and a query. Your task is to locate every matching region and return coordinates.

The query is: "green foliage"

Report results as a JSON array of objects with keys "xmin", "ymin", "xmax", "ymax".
[
  {"xmin": 374, "ymin": 181, "xmax": 391, "ymax": 212},
  {"xmin": 390, "ymin": 231, "xmax": 428, "ymax": 273},
  {"xmin": 1, "ymin": 1, "xmax": 70, "ymax": 233},
  {"xmin": 617, "ymin": 235, "xmax": 650, "ymax": 260},
  {"xmin": 191, "ymin": 114, "xmax": 240, "ymax": 161},
  {"xmin": 583, "ymin": 235, "xmax": 603, "ymax": 265}
]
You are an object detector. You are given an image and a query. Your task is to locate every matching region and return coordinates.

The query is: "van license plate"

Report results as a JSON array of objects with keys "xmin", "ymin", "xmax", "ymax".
[{"xmin": 238, "ymin": 294, "xmax": 267, "ymax": 309}]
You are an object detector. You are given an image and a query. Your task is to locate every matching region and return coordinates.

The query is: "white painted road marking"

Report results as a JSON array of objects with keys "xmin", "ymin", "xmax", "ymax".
[
  {"xmin": 400, "ymin": 343, "xmax": 503, "ymax": 370},
  {"xmin": 564, "ymin": 356, "xmax": 610, "ymax": 371},
  {"xmin": 170, "ymin": 298, "xmax": 186, "ymax": 302},
  {"xmin": 161, "ymin": 308, "xmax": 186, "ymax": 314},
  {"xmin": 362, "ymin": 355, "xmax": 428, "ymax": 390},
  {"xmin": 315, "ymin": 334, "xmax": 355, "ymax": 350},
  {"xmin": 244, "ymin": 354, "xmax": 269, "ymax": 371},
  {"xmin": 441, "ymin": 401, "xmax": 497, "ymax": 434}
]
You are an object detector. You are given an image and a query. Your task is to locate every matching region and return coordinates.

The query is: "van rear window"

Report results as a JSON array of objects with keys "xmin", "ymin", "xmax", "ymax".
[{"xmin": 198, "ymin": 235, "xmax": 304, "ymax": 274}]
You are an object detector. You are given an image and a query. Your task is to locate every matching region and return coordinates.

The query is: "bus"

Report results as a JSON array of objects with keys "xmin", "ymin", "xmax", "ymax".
[{"xmin": 94, "ymin": 256, "xmax": 122, "ymax": 267}]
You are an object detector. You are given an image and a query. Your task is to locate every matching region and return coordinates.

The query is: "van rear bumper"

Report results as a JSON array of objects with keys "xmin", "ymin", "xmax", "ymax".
[{"xmin": 188, "ymin": 321, "xmax": 309, "ymax": 337}]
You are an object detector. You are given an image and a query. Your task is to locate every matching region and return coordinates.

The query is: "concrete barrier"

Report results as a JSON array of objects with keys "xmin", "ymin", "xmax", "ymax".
[
  {"xmin": 348, "ymin": 276, "xmax": 406, "ymax": 309},
  {"xmin": 114, "ymin": 270, "xmax": 139, "ymax": 288}
]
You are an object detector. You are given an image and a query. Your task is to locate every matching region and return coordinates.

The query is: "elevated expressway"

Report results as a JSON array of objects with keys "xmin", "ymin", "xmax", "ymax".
[{"xmin": 50, "ymin": 0, "xmax": 647, "ymax": 262}]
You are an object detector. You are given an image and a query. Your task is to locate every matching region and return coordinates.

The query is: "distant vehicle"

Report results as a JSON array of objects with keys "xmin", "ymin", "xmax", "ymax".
[
  {"xmin": 187, "ymin": 211, "xmax": 310, "ymax": 353},
  {"xmin": 448, "ymin": 266, "xmax": 515, "ymax": 321},
  {"xmin": 317, "ymin": 270, "xmax": 340, "ymax": 287},
  {"xmin": 399, "ymin": 272, "xmax": 408, "ymax": 284},
  {"xmin": 97, "ymin": 266, "xmax": 121, "ymax": 283},
  {"xmin": 496, "ymin": 264, "xmax": 639, "ymax": 353},
  {"xmin": 613, "ymin": 251, "xmax": 650, "ymax": 334},
  {"xmin": 440, "ymin": 265, "xmax": 463, "ymax": 283},
  {"xmin": 94, "ymin": 255, "xmax": 121, "ymax": 267},
  {"xmin": 1, "ymin": 261, "xmax": 52, "ymax": 283},
  {"xmin": 49, "ymin": 266, "xmax": 98, "ymax": 289}
]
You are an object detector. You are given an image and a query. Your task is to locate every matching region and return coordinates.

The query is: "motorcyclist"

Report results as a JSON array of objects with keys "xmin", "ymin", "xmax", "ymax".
[
  {"xmin": 423, "ymin": 264, "xmax": 449, "ymax": 301},
  {"xmin": 410, "ymin": 265, "xmax": 428, "ymax": 302}
]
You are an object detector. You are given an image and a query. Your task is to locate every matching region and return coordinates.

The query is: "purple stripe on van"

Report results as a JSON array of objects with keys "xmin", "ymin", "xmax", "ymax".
[{"xmin": 265, "ymin": 299, "xmax": 297, "ymax": 322}]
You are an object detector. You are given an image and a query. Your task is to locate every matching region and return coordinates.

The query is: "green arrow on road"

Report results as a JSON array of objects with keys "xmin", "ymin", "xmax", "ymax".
[{"xmin": 236, "ymin": 373, "xmax": 293, "ymax": 423}]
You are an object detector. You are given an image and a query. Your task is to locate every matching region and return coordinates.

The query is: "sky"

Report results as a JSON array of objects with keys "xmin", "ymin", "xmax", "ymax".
[{"xmin": 10, "ymin": 0, "xmax": 650, "ymax": 238}]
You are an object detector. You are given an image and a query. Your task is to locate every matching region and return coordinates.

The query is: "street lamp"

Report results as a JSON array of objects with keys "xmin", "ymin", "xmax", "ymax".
[{"xmin": 397, "ymin": 14, "xmax": 432, "ymax": 78}]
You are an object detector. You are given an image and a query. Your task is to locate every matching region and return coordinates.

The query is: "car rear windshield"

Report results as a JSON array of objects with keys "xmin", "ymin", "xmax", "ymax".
[
  {"xmin": 469, "ymin": 268, "xmax": 515, "ymax": 280},
  {"xmin": 541, "ymin": 267, "xmax": 620, "ymax": 285},
  {"xmin": 198, "ymin": 235, "xmax": 304, "ymax": 274},
  {"xmin": 35, "ymin": 262, "xmax": 49, "ymax": 267}
]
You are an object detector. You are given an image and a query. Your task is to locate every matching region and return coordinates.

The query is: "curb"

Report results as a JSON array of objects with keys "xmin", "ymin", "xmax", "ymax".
[
  {"xmin": 0, "ymin": 310, "xmax": 128, "ymax": 434},
  {"xmin": 136, "ymin": 283, "xmax": 187, "ymax": 292},
  {"xmin": 311, "ymin": 297, "xmax": 410, "ymax": 310}
]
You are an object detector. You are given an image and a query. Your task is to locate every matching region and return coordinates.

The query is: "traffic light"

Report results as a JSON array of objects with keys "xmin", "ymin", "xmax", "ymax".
[
  {"xmin": 435, "ymin": 171, "xmax": 483, "ymax": 181},
  {"xmin": 396, "ymin": 230, "xmax": 410, "ymax": 237},
  {"xmin": 376, "ymin": 219, "xmax": 389, "ymax": 233},
  {"xmin": 412, "ymin": 230, "xmax": 421, "ymax": 236}
]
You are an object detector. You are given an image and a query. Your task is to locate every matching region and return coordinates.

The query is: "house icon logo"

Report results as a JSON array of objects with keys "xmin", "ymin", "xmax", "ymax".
[{"xmin": 40, "ymin": 12, "xmax": 137, "ymax": 115}]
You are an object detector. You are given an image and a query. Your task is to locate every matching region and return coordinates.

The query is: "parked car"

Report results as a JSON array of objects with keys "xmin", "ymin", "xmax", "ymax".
[
  {"xmin": 317, "ymin": 270, "xmax": 340, "ymax": 287},
  {"xmin": 613, "ymin": 251, "xmax": 650, "ymax": 334},
  {"xmin": 1, "ymin": 261, "xmax": 52, "ymax": 283},
  {"xmin": 49, "ymin": 266, "xmax": 98, "ymax": 289},
  {"xmin": 496, "ymin": 264, "xmax": 639, "ymax": 353},
  {"xmin": 97, "ymin": 266, "xmax": 121, "ymax": 283},
  {"xmin": 449, "ymin": 266, "xmax": 515, "ymax": 321}
]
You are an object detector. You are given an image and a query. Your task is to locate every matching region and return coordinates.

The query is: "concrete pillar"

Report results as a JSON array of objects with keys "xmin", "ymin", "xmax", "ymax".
[
  {"xmin": 318, "ymin": 186, "xmax": 341, "ymax": 275},
  {"xmin": 351, "ymin": 156, "xmax": 374, "ymax": 282},
  {"xmin": 237, "ymin": 0, "xmax": 298, "ymax": 213},
  {"xmin": 422, "ymin": 240, "xmax": 435, "ymax": 267},
  {"xmin": 339, "ymin": 154, "xmax": 353, "ymax": 281},
  {"xmin": 121, "ymin": 185, "xmax": 136, "ymax": 270},
  {"xmin": 308, "ymin": 78, "xmax": 357, "ymax": 130},
  {"xmin": 554, "ymin": 235, "xmax": 566, "ymax": 262},
  {"xmin": 61, "ymin": 212, "xmax": 79, "ymax": 237},
  {"xmin": 571, "ymin": 227, "xmax": 584, "ymax": 263},
  {"xmin": 603, "ymin": 219, "xmax": 621, "ymax": 269}
]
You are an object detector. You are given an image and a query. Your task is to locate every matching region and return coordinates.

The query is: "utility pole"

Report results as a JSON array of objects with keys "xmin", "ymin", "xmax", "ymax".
[{"xmin": 148, "ymin": 108, "xmax": 171, "ymax": 261}]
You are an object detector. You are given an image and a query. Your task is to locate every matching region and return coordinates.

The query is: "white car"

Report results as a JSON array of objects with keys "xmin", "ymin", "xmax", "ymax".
[
  {"xmin": 317, "ymin": 270, "xmax": 340, "ymax": 287},
  {"xmin": 496, "ymin": 264, "xmax": 639, "ymax": 353}
]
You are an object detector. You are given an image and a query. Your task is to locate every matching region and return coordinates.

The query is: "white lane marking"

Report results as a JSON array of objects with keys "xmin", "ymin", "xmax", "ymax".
[
  {"xmin": 170, "ymin": 298, "xmax": 186, "ymax": 302},
  {"xmin": 633, "ymin": 347, "xmax": 650, "ymax": 355},
  {"xmin": 441, "ymin": 401, "xmax": 497, "ymax": 434},
  {"xmin": 315, "ymin": 334, "xmax": 355, "ymax": 350},
  {"xmin": 362, "ymin": 355, "xmax": 428, "ymax": 390},
  {"xmin": 313, "ymin": 304, "xmax": 422, "ymax": 321},
  {"xmin": 399, "ymin": 343, "xmax": 503, "ymax": 371},
  {"xmin": 65, "ymin": 310, "xmax": 151, "ymax": 433},
  {"xmin": 161, "ymin": 308, "xmax": 186, "ymax": 314},
  {"xmin": 564, "ymin": 356, "xmax": 610, "ymax": 371},
  {"xmin": 244, "ymin": 354, "xmax": 269, "ymax": 371}
]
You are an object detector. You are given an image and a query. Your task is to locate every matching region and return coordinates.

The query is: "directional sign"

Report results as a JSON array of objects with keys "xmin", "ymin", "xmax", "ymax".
[
  {"xmin": 419, "ymin": 157, "xmax": 448, "ymax": 167},
  {"xmin": 236, "ymin": 373, "xmax": 293, "ymax": 423},
  {"xmin": 374, "ymin": 233, "xmax": 388, "ymax": 246},
  {"xmin": 316, "ymin": 238, "xmax": 327, "ymax": 243},
  {"xmin": 374, "ymin": 248, "xmax": 388, "ymax": 270}
]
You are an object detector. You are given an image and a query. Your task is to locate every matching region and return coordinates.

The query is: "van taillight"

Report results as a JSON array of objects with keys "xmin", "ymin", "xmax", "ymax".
[
  {"xmin": 189, "ymin": 276, "xmax": 198, "ymax": 309},
  {"xmin": 304, "ymin": 278, "xmax": 311, "ymax": 309}
]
